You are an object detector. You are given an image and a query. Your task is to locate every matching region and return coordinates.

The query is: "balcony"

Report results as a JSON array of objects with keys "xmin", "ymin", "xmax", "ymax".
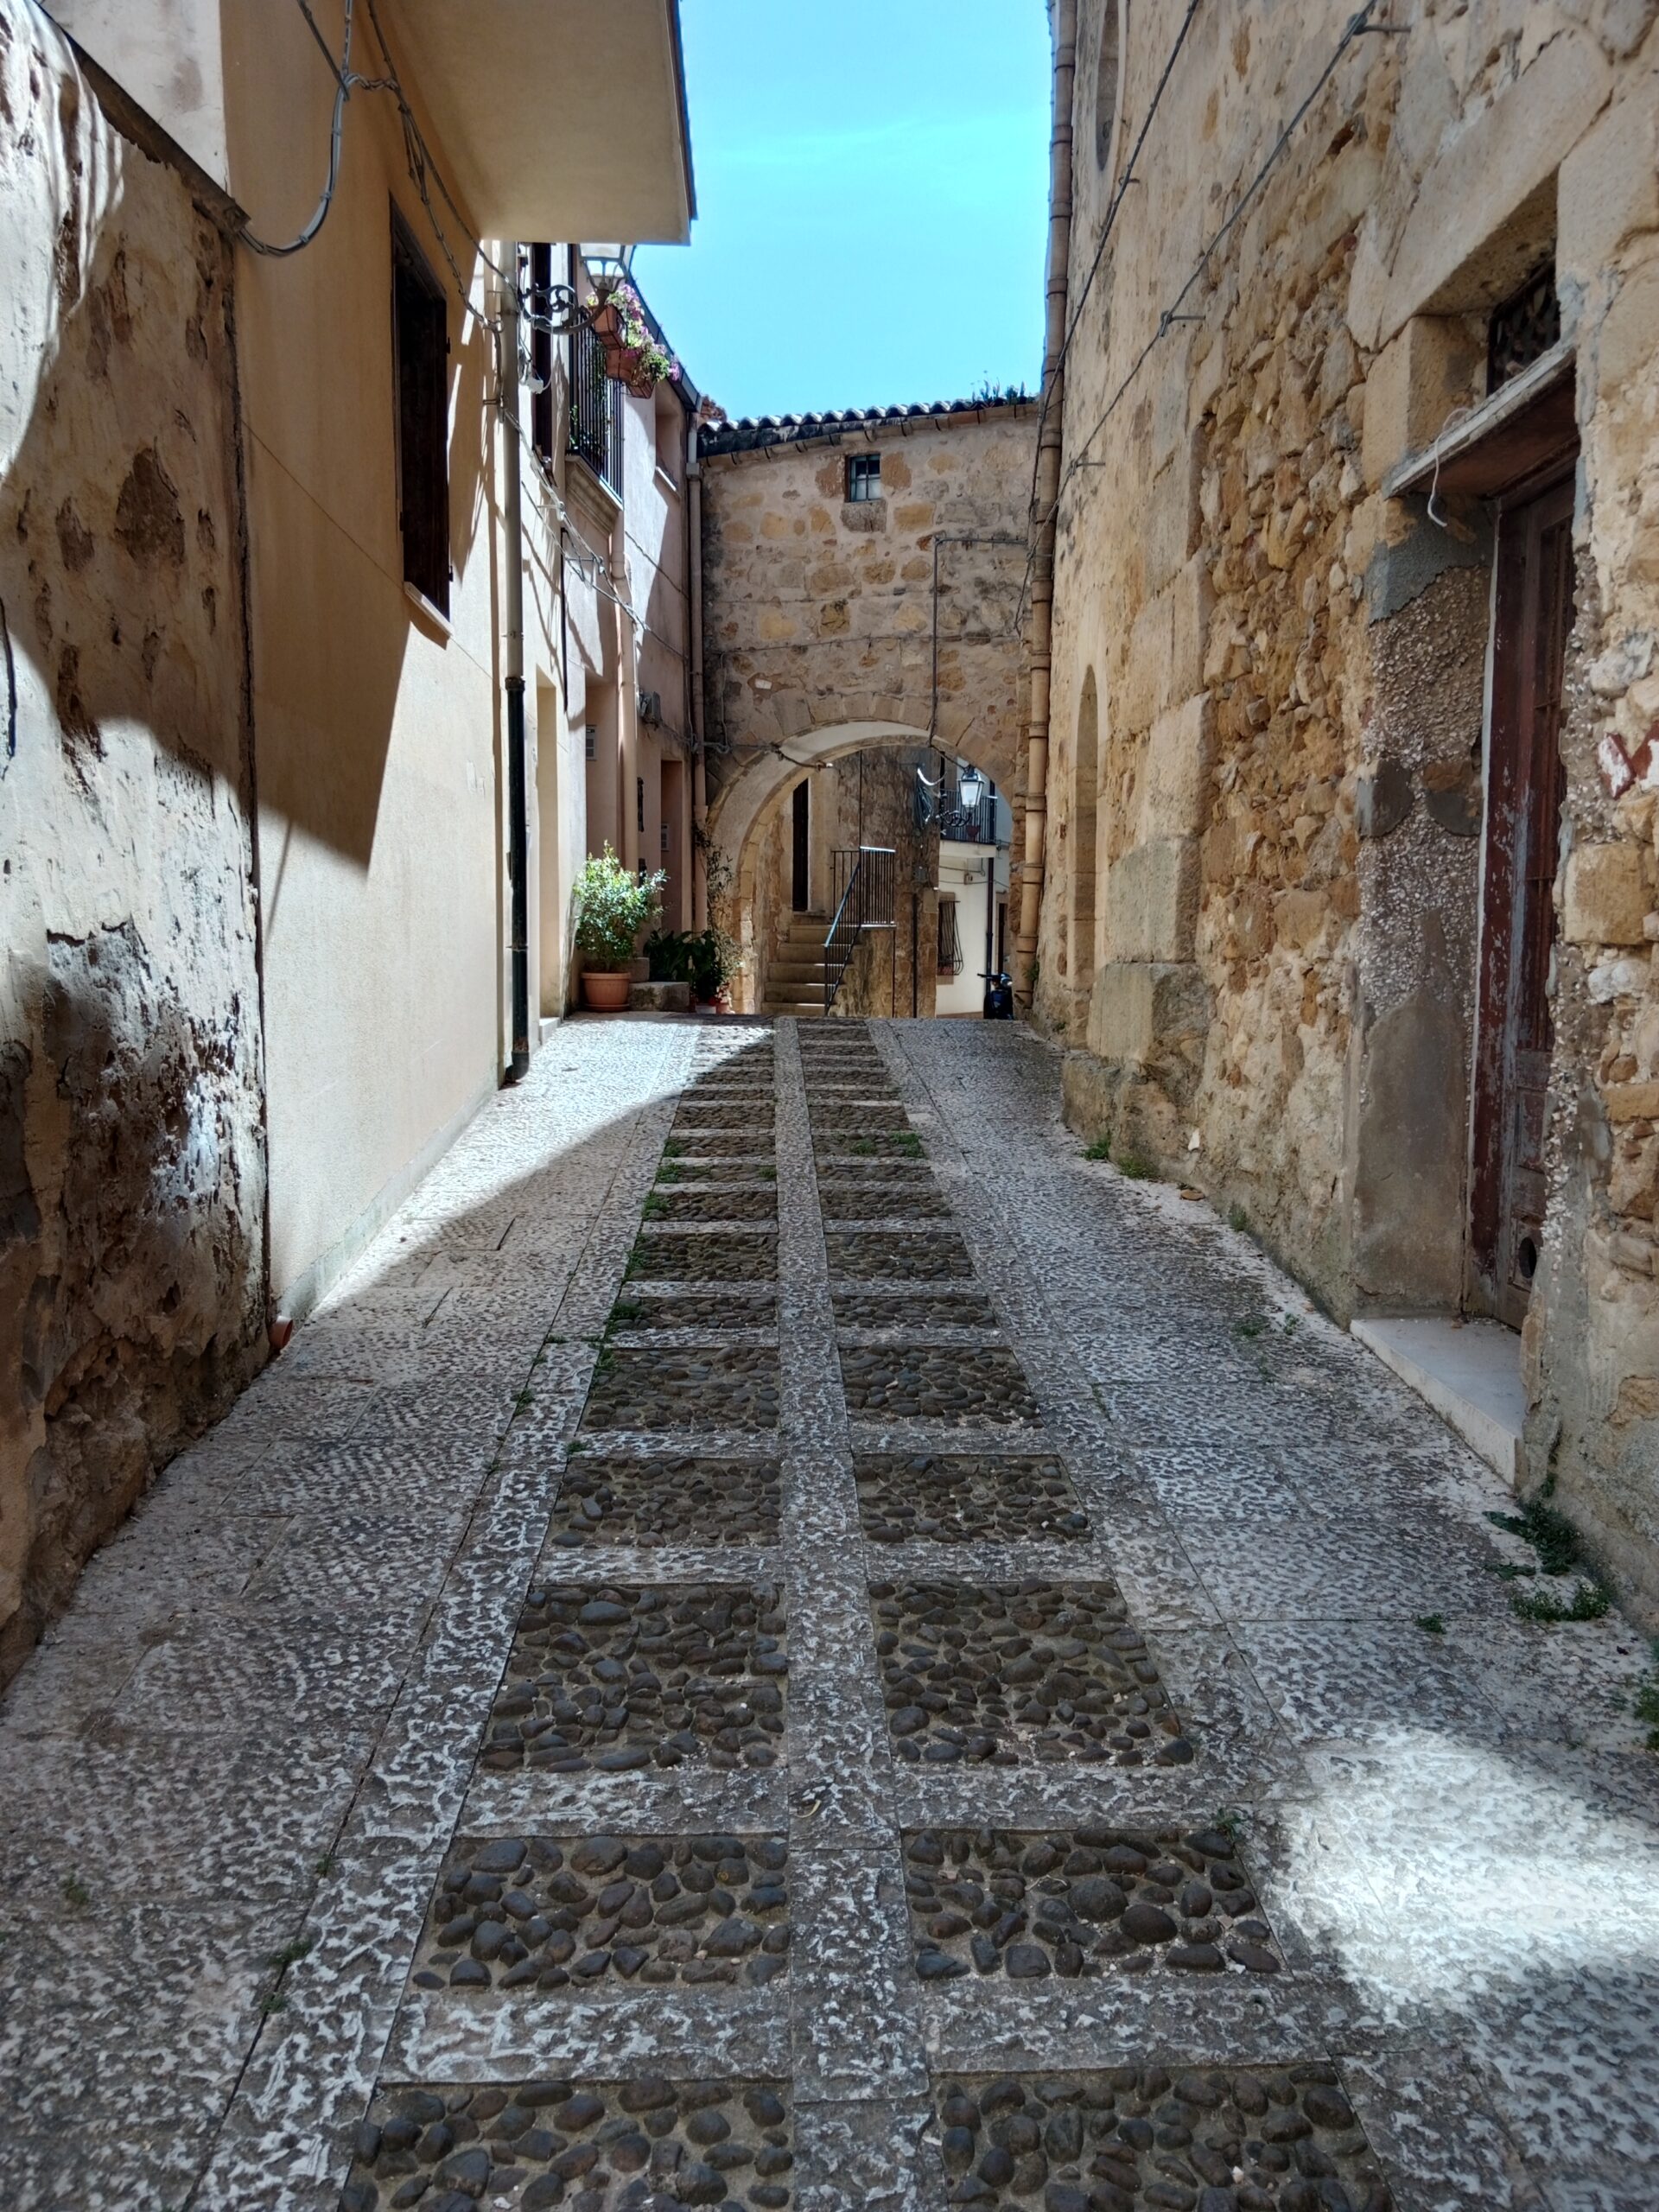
[{"xmin": 569, "ymin": 322, "xmax": 624, "ymax": 495}]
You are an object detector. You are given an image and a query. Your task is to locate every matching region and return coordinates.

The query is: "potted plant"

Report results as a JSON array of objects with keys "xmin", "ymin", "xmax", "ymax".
[
  {"xmin": 574, "ymin": 847, "xmax": 665, "ymax": 1011},
  {"xmin": 686, "ymin": 926, "xmax": 742, "ymax": 1013},
  {"xmin": 585, "ymin": 282, "xmax": 679, "ymax": 397}
]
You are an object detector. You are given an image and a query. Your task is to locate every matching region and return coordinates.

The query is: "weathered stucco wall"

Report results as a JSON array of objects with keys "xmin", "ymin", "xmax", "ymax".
[
  {"xmin": 1041, "ymin": 0, "xmax": 1659, "ymax": 1611},
  {"xmin": 0, "ymin": 1, "xmax": 265, "ymax": 1681}
]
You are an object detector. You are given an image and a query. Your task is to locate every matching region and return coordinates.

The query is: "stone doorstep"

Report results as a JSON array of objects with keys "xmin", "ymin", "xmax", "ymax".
[{"xmin": 1350, "ymin": 1315, "xmax": 1524, "ymax": 1487}]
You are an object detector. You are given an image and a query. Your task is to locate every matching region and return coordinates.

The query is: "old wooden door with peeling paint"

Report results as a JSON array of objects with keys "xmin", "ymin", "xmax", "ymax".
[{"xmin": 1469, "ymin": 468, "xmax": 1575, "ymax": 1328}]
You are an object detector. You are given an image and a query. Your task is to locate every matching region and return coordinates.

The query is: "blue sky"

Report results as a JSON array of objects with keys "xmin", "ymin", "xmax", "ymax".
[{"xmin": 632, "ymin": 0, "xmax": 1052, "ymax": 422}]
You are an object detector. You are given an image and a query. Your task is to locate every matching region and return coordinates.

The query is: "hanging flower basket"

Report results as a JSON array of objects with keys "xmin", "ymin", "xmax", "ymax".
[
  {"xmin": 587, "ymin": 292, "xmax": 626, "ymax": 350},
  {"xmin": 585, "ymin": 283, "xmax": 679, "ymax": 394}
]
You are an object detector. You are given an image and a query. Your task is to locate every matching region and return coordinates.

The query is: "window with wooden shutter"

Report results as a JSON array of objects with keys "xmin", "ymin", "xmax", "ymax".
[{"xmin": 392, "ymin": 212, "xmax": 450, "ymax": 614}]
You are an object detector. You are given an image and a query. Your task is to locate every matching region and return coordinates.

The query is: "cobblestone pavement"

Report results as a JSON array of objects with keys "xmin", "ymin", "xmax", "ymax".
[{"xmin": 3, "ymin": 1017, "xmax": 1658, "ymax": 2210}]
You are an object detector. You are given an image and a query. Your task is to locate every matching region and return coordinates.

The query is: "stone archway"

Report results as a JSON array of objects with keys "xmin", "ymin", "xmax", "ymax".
[{"xmin": 706, "ymin": 721, "xmax": 1011, "ymax": 1013}]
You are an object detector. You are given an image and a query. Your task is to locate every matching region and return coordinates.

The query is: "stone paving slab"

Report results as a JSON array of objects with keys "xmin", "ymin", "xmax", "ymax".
[{"xmin": 3, "ymin": 1014, "xmax": 1657, "ymax": 2209}]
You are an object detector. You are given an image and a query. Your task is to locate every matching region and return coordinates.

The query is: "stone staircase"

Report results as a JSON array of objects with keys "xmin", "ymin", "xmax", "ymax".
[{"xmin": 761, "ymin": 912, "xmax": 831, "ymax": 1017}]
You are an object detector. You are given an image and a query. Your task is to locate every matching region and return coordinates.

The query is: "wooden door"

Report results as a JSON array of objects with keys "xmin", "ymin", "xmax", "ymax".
[
  {"xmin": 791, "ymin": 780, "xmax": 810, "ymax": 912},
  {"xmin": 1470, "ymin": 468, "xmax": 1574, "ymax": 1327}
]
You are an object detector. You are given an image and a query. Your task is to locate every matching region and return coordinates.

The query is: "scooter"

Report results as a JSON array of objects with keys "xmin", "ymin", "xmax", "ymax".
[{"xmin": 980, "ymin": 969, "xmax": 1014, "ymax": 1020}]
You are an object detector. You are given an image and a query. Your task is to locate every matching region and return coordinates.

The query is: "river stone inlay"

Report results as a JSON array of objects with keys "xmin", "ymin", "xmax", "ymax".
[
  {"xmin": 652, "ymin": 1187, "xmax": 779, "ymax": 1225},
  {"xmin": 929, "ymin": 2067, "xmax": 1391, "ymax": 2211},
  {"xmin": 808, "ymin": 1102, "xmax": 911, "ymax": 1131},
  {"xmin": 855, "ymin": 1453, "xmax": 1087, "ymax": 1543},
  {"xmin": 812, "ymin": 1130, "xmax": 926, "ymax": 1161},
  {"xmin": 626, "ymin": 1231, "xmax": 778, "ymax": 1283},
  {"xmin": 835, "ymin": 1290, "xmax": 1001, "ymax": 1332},
  {"xmin": 582, "ymin": 1346, "xmax": 781, "ymax": 1430},
  {"xmin": 869, "ymin": 1580, "xmax": 1191, "ymax": 1766},
  {"xmin": 481, "ymin": 1582, "xmax": 786, "ymax": 1773},
  {"xmin": 655, "ymin": 1161, "xmax": 781, "ymax": 1187},
  {"xmin": 662, "ymin": 1131, "xmax": 776, "ymax": 1160},
  {"xmin": 607, "ymin": 1293, "xmax": 777, "ymax": 1332},
  {"xmin": 903, "ymin": 1824, "xmax": 1282, "ymax": 1982},
  {"xmin": 841, "ymin": 1345, "xmax": 1040, "ymax": 1425},
  {"xmin": 547, "ymin": 1456, "xmax": 781, "ymax": 1547},
  {"xmin": 819, "ymin": 1180, "xmax": 950, "ymax": 1222},
  {"xmin": 340, "ymin": 2077, "xmax": 795, "ymax": 2212},
  {"xmin": 826, "ymin": 1231, "xmax": 974, "ymax": 1282},
  {"xmin": 415, "ymin": 1833, "xmax": 791, "ymax": 1993}
]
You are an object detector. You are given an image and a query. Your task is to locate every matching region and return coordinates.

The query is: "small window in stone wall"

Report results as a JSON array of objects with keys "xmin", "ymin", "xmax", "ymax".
[
  {"xmin": 1488, "ymin": 260, "xmax": 1561, "ymax": 392},
  {"xmin": 847, "ymin": 452, "xmax": 881, "ymax": 502}
]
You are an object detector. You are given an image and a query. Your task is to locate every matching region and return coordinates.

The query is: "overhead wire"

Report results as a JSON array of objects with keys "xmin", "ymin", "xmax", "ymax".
[
  {"xmin": 1018, "ymin": 0, "xmax": 1205, "ymax": 528},
  {"xmin": 239, "ymin": 0, "xmax": 357, "ymax": 257},
  {"xmin": 1010, "ymin": 0, "xmax": 1386, "ymax": 638}
]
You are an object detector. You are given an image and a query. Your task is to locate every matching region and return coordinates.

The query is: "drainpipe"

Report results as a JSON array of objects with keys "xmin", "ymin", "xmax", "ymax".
[
  {"xmin": 688, "ymin": 418, "xmax": 709, "ymax": 931},
  {"xmin": 501, "ymin": 270, "xmax": 531, "ymax": 1082},
  {"xmin": 1014, "ymin": 0, "xmax": 1075, "ymax": 1007}
]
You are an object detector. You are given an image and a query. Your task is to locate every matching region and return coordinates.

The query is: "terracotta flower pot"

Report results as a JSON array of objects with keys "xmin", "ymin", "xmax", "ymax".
[
  {"xmin": 582, "ymin": 970, "xmax": 632, "ymax": 1011},
  {"xmin": 588, "ymin": 296, "xmax": 624, "ymax": 346}
]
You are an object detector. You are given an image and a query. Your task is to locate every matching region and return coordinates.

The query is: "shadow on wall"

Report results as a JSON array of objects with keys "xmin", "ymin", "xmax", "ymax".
[
  {"xmin": 0, "ymin": 930, "xmax": 266, "ymax": 1683},
  {"xmin": 0, "ymin": 8, "xmax": 266, "ymax": 1683}
]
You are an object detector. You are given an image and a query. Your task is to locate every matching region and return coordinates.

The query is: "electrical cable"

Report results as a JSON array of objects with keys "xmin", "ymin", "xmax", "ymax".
[
  {"xmin": 239, "ymin": 0, "xmax": 356, "ymax": 257},
  {"xmin": 1019, "ymin": 0, "xmax": 1204, "ymax": 528},
  {"xmin": 1012, "ymin": 0, "xmax": 1384, "ymax": 636}
]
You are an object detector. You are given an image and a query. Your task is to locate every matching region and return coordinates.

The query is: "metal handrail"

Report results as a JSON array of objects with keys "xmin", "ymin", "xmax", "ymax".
[{"xmin": 823, "ymin": 845, "xmax": 896, "ymax": 1014}]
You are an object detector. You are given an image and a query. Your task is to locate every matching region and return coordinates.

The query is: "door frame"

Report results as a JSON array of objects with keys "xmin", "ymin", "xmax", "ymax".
[{"xmin": 1466, "ymin": 450, "xmax": 1578, "ymax": 1325}]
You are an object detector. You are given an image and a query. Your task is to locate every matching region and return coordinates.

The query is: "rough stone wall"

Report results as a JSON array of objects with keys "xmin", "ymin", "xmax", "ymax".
[
  {"xmin": 698, "ymin": 404, "xmax": 1033, "ymax": 983},
  {"xmin": 1041, "ymin": 2, "xmax": 1659, "ymax": 1608},
  {"xmin": 0, "ymin": 2, "xmax": 266, "ymax": 1682}
]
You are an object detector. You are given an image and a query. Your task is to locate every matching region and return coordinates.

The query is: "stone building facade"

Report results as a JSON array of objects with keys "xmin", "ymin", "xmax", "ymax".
[
  {"xmin": 1034, "ymin": 0, "xmax": 1659, "ymax": 1609},
  {"xmin": 697, "ymin": 398, "xmax": 1034, "ymax": 1007}
]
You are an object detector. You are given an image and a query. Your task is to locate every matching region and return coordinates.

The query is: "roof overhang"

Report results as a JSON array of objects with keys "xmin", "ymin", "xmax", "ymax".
[
  {"xmin": 1385, "ymin": 341, "xmax": 1576, "ymax": 503},
  {"xmin": 380, "ymin": 0, "xmax": 695, "ymax": 244}
]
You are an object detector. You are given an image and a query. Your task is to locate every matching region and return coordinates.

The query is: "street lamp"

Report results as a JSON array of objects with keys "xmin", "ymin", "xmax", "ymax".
[{"xmin": 957, "ymin": 765, "xmax": 986, "ymax": 812}]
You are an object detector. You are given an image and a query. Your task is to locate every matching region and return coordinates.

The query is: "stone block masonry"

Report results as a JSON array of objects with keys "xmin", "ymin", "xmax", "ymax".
[
  {"xmin": 1038, "ymin": 0, "xmax": 1659, "ymax": 1618},
  {"xmin": 3, "ymin": 1017, "xmax": 1659, "ymax": 2208}
]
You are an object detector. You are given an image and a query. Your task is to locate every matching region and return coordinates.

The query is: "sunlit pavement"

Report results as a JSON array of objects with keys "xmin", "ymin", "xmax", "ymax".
[{"xmin": 2, "ymin": 1015, "xmax": 1655, "ymax": 2210}]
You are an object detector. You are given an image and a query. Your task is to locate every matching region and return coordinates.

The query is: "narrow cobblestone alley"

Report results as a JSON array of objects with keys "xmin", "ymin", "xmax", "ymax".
[{"xmin": 3, "ymin": 1018, "xmax": 1658, "ymax": 2212}]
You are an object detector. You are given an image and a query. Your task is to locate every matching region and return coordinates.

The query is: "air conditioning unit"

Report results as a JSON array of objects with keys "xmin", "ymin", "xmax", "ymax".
[{"xmin": 638, "ymin": 690, "xmax": 663, "ymax": 726}]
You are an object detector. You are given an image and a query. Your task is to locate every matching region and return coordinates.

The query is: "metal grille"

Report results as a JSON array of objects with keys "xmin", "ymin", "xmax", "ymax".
[
  {"xmin": 1488, "ymin": 262, "xmax": 1560, "ymax": 391},
  {"xmin": 937, "ymin": 895, "xmax": 962, "ymax": 975},
  {"xmin": 569, "ymin": 320, "xmax": 623, "ymax": 492}
]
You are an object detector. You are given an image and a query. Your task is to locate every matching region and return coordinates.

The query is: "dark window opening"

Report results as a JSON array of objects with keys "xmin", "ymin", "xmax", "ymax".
[
  {"xmin": 392, "ymin": 213, "xmax": 450, "ymax": 614},
  {"xmin": 637, "ymin": 775, "xmax": 645, "ymax": 834},
  {"xmin": 847, "ymin": 452, "xmax": 881, "ymax": 503},
  {"xmin": 1488, "ymin": 260, "xmax": 1560, "ymax": 393},
  {"xmin": 529, "ymin": 242, "xmax": 555, "ymax": 463}
]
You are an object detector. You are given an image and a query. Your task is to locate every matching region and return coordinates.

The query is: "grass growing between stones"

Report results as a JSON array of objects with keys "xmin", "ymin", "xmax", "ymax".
[
  {"xmin": 1415, "ymin": 1613, "xmax": 1446, "ymax": 1636},
  {"xmin": 1512, "ymin": 1581, "xmax": 1611, "ymax": 1625},
  {"xmin": 1486, "ymin": 1490, "xmax": 1614, "ymax": 1624}
]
